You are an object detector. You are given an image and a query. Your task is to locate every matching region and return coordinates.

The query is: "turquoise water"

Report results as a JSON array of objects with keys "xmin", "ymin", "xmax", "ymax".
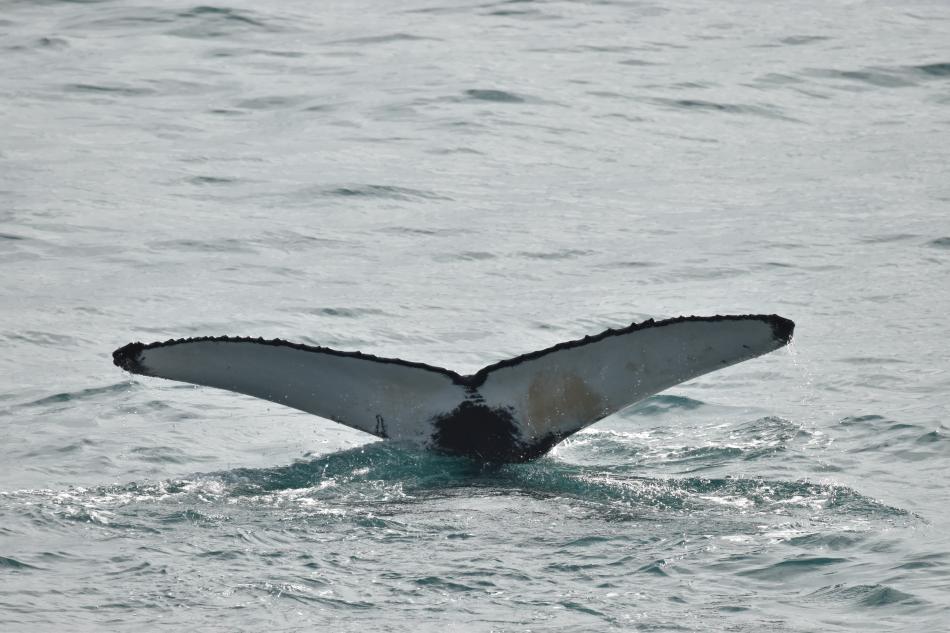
[{"xmin": 2, "ymin": 0, "xmax": 949, "ymax": 630}]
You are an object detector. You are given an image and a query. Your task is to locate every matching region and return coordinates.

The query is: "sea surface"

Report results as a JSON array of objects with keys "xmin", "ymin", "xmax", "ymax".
[{"xmin": 2, "ymin": 0, "xmax": 949, "ymax": 630}]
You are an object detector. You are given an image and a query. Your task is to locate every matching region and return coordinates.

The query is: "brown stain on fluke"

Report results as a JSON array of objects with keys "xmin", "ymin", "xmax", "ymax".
[{"xmin": 526, "ymin": 371, "xmax": 607, "ymax": 434}]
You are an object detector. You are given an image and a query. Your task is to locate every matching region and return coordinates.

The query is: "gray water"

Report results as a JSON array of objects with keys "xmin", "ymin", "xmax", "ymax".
[{"xmin": 2, "ymin": 0, "xmax": 950, "ymax": 630}]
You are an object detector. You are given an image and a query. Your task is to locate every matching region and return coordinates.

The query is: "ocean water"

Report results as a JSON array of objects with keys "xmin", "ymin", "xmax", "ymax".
[{"xmin": 2, "ymin": 0, "xmax": 949, "ymax": 630}]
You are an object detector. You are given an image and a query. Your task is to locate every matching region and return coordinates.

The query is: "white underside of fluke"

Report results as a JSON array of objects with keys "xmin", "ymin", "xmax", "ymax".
[
  {"xmin": 127, "ymin": 340, "xmax": 464, "ymax": 443},
  {"xmin": 475, "ymin": 316, "xmax": 789, "ymax": 440},
  {"xmin": 113, "ymin": 314, "xmax": 794, "ymax": 460}
]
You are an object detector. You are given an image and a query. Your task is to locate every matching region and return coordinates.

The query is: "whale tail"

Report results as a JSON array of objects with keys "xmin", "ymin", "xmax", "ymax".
[{"xmin": 113, "ymin": 314, "xmax": 794, "ymax": 461}]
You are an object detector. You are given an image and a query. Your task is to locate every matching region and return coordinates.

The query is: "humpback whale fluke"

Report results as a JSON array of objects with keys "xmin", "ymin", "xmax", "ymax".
[{"xmin": 113, "ymin": 314, "xmax": 794, "ymax": 462}]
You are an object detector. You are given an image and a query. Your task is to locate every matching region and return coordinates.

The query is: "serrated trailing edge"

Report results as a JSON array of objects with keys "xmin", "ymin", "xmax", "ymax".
[
  {"xmin": 465, "ymin": 314, "xmax": 793, "ymax": 387},
  {"xmin": 112, "ymin": 314, "xmax": 794, "ymax": 388},
  {"xmin": 111, "ymin": 335, "xmax": 467, "ymax": 382}
]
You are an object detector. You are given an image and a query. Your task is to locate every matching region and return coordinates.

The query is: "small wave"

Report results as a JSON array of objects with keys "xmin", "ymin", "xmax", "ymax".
[
  {"xmin": 560, "ymin": 601, "xmax": 607, "ymax": 618},
  {"xmin": 860, "ymin": 232, "xmax": 919, "ymax": 243},
  {"xmin": 159, "ymin": 508, "xmax": 225, "ymax": 526},
  {"xmin": 3, "ymin": 330, "xmax": 87, "ymax": 347},
  {"xmin": 619, "ymin": 58, "xmax": 658, "ymax": 66},
  {"xmin": 30, "ymin": 36, "xmax": 70, "ymax": 50},
  {"xmin": 244, "ymin": 48, "xmax": 305, "ymax": 58},
  {"xmin": 169, "ymin": 6, "xmax": 280, "ymax": 39},
  {"xmin": 578, "ymin": 44, "xmax": 650, "ymax": 53},
  {"xmin": 434, "ymin": 251, "xmax": 497, "ymax": 262},
  {"xmin": 66, "ymin": 6, "xmax": 176, "ymax": 30},
  {"xmin": 558, "ymin": 534, "xmax": 616, "ymax": 549},
  {"xmin": 635, "ymin": 560, "xmax": 671, "ymax": 576},
  {"xmin": 839, "ymin": 415, "xmax": 949, "ymax": 459},
  {"xmin": 596, "ymin": 260, "xmax": 656, "ymax": 269},
  {"xmin": 649, "ymin": 97, "xmax": 797, "ymax": 121},
  {"xmin": 484, "ymin": 8, "xmax": 550, "ymax": 19},
  {"xmin": 786, "ymin": 531, "xmax": 866, "ymax": 550},
  {"xmin": 64, "ymin": 83, "xmax": 155, "ymax": 97},
  {"xmin": 322, "ymin": 184, "xmax": 448, "ymax": 200},
  {"xmin": 258, "ymin": 229, "xmax": 350, "ymax": 250},
  {"xmin": 807, "ymin": 67, "xmax": 917, "ymax": 88},
  {"xmin": 147, "ymin": 237, "xmax": 257, "ymax": 254},
  {"xmin": 892, "ymin": 553, "xmax": 948, "ymax": 571},
  {"xmin": 129, "ymin": 446, "xmax": 199, "ymax": 465},
  {"xmin": 912, "ymin": 62, "xmax": 950, "ymax": 77},
  {"xmin": 928, "ymin": 237, "xmax": 950, "ymax": 249},
  {"xmin": 53, "ymin": 505, "xmax": 119, "ymax": 528},
  {"xmin": 667, "ymin": 264, "xmax": 750, "ymax": 281},
  {"xmin": 187, "ymin": 175, "xmax": 236, "ymax": 185},
  {"xmin": 21, "ymin": 438, "xmax": 97, "ymax": 458},
  {"xmin": 103, "ymin": 561, "xmax": 156, "ymax": 577},
  {"xmin": 463, "ymin": 89, "xmax": 526, "ymax": 103},
  {"xmin": 290, "ymin": 307, "xmax": 387, "ymax": 318},
  {"xmin": 0, "ymin": 555, "xmax": 38, "ymax": 571},
  {"xmin": 730, "ymin": 416, "xmax": 811, "ymax": 445},
  {"xmin": 517, "ymin": 249, "xmax": 594, "ymax": 260},
  {"xmin": 738, "ymin": 555, "xmax": 847, "ymax": 580},
  {"xmin": 22, "ymin": 383, "xmax": 130, "ymax": 408},
  {"xmin": 779, "ymin": 35, "xmax": 831, "ymax": 46},
  {"xmin": 196, "ymin": 549, "xmax": 244, "ymax": 560},
  {"xmin": 915, "ymin": 429, "xmax": 947, "ymax": 445},
  {"xmin": 839, "ymin": 356, "xmax": 909, "ymax": 365},
  {"xmin": 326, "ymin": 33, "xmax": 439, "ymax": 46},
  {"xmin": 809, "ymin": 62, "xmax": 950, "ymax": 88},
  {"xmin": 838, "ymin": 414, "xmax": 915, "ymax": 434},
  {"xmin": 234, "ymin": 94, "xmax": 309, "ymax": 110},
  {"xmin": 233, "ymin": 580, "xmax": 374, "ymax": 609},
  {"xmin": 753, "ymin": 72, "xmax": 805, "ymax": 87},
  {"xmin": 414, "ymin": 575, "xmax": 478, "ymax": 592},
  {"xmin": 379, "ymin": 225, "xmax": 450, "ymax": 236},
  {"xmin": 629, "ymin": 394, "xmax": 705, "ymax": 415},
  {"xmin": 808, "ymin": 583, "xmax": 921, "ymax": 607},
  {"xmin": 427, "ymin": 146, "xmax": 484, "ymax": 155}
]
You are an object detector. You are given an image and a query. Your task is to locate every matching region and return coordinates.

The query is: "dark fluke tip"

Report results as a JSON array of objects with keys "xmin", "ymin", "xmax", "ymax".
[
  {"xmin": 768, "ymin": 315, "xmax": 795, "ymax": 345},
  {"xmin": 112, "ymin": 342, "xmax": 146, "ymax": 373}
]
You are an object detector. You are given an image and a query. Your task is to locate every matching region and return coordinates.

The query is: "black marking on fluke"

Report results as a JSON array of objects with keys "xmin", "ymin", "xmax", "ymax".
[
  {"xmin": 429, "ymin": 401, "xmax": 560, "ymax": 462},
  {"xmin": 375, "ymin": 414, "xmax": 388, "ymax": 439},
  {"xmin": 113, "ymin": 342, "xmax": 146, "ymax": 373}
]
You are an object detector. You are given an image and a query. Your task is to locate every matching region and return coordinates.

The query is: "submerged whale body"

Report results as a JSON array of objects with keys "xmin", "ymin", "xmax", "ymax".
[{"xmin": 113, "ymin": 314, "xmax": 794, "ymax": 462}]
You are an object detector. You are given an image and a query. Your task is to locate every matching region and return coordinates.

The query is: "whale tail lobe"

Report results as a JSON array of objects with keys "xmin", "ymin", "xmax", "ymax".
[{"xmin": 113, "ymin": 314, "xmax": 794, "ymax": 460}]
